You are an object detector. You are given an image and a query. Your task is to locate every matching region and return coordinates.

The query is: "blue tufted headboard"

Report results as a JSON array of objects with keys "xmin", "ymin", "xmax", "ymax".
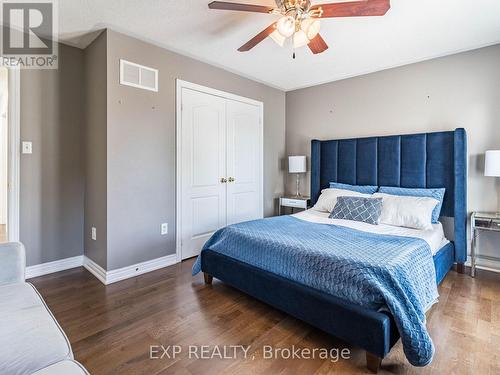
[{"xmin": 310, "ymin": 128, "xmax": 467, "ymax": 264}]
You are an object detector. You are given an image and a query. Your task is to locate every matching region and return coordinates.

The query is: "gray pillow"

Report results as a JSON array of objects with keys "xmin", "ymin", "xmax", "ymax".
[{"xmin": 329, "ymin": 196, "xmax": 383, "ymax": 225}]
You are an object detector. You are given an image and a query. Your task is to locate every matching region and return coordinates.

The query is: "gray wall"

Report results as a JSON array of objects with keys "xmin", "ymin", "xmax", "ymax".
[
  {"xmin": 83, "ymin": 31, "xmax": 108, "ymax": 269},
  {"xmin": 100, "ymin": 30, "xmax": 286, "ymax": 270},
  {"xmin": 20, "ymin": 44, "xmax": 85, "ymax": 266},
  {"xmin": 20, "ymin": 29, "xmax": 285, "ymax": 271},
  {"xmin": 286, "ymin": 43, "xmax": 500, "ymax": 263}
]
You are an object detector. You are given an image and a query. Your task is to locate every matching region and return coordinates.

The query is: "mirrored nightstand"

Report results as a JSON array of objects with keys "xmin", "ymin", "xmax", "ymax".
[
  {"xmin": 470, "ymin": 212, "xmax": 500, "ymax": 277},
  {"xmin": 279, "ymin": 196, "xmax": 310, "ymax": 216}
]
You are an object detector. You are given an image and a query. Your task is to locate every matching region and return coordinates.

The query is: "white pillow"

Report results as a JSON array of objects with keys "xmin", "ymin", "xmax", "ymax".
[
  {"xmin": 373, "ymin": 192, "xmax": 439, "ymax": 230},
  {"xmin": 313, "ymin": 188, "xmax": 372, "ymax": 213}
]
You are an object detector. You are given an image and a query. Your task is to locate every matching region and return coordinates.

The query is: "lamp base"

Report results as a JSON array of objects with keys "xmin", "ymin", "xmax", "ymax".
[{"xmin": 294, "ymin": 174, "xmax": 301, "ymax": 198}]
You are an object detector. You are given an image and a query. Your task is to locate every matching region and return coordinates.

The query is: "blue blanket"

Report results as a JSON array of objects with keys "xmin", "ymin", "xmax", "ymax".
[{"xmin": 192, "ymin": 216, "xmax": 438, "ymax": 366}]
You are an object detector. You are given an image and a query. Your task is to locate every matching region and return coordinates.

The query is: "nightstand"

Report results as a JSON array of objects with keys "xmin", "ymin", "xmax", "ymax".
[
  {"xmin": 279, "ymin": 196, "xmax": 310, "ymax": 216},
  {"xmin": 470, "ymin": 212, "xmax": 500, "ymax": 277}
]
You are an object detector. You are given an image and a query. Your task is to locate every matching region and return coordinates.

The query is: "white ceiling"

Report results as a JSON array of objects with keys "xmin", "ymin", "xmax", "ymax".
[{"xmin": 59, "ymin": 0, "xmax": 500, "ymax": 91}]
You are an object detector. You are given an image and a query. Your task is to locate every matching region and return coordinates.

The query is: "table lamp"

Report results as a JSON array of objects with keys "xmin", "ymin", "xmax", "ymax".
[
  {"xmin": 485, "ymin": 150, "xmax": 500, "ymax": 177},
  {"xmin": 289, "ymin": 156, "xmax": 306, "ymax": 198},
  {"xmin": 485, "ymin": 150, "xmax": 500, "ymax": 210}
]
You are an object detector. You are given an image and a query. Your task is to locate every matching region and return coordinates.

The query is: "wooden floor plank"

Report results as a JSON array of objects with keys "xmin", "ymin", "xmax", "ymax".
[
  {"xmin": 0, "ymin": 225, "xmax": 7, "ymax": 243},
  {"xmin": 30, "ymin": 260, "xmax": 500, "ymax": 375}
]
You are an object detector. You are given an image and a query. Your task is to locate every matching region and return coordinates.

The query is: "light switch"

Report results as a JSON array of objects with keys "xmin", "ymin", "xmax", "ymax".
[
  {"xmin": 22, "ymin": 142, "xmax": 33, "ymax": 154},
  {"xmin": 91, "ymin": 227, "xmax": 97, "ymax": 241}
]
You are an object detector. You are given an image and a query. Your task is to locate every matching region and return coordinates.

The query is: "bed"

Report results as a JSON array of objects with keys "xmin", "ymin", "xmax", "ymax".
[{"xmin": 195, "ymin": 128, "xmax": 467, "ymax": 372}]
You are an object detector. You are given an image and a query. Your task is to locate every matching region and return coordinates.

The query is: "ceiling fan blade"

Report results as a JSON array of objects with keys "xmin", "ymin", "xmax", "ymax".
[
  {"xmin": 308, "ymin": 34, "xmax": 329, "ymax": 54},
  {"xmin": 208, "ymin": 1, "xmax": 275, "ymax": 13},
  {"xmin": 312, "ymin": 0, "xmax": 390, "ymax": 18},
  {"xmin": 238, "ymin": 23, "xmax": 276, "ymax": 52}
]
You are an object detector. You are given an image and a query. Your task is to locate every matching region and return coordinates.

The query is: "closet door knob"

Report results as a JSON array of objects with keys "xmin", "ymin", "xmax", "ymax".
[
  {"xmin": 228, "ymin": 177, "xmax": 235, "ymax": 183},
  {"xmin": 220, "ymin": 178, "xmax": 227, "ymax": 183}
]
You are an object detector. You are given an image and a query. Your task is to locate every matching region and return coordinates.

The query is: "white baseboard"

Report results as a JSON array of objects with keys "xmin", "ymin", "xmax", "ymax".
[
  {"xmin": 83, "ymin": 254, "xmax": 178, "ymax": 285},
  {"xmin": 26, "ymin": 255, "xmax": 84, "ymax": 279},
  {"xmin": 25, "ymin": 253, "xmax": 179, "ymax": 283},
  {"xmin": 466, "ymin": 255, "xmax": 500, "ymax": 274},
  {"xmin": 82, "ymin": 256, "xmax": 107, "ymax": 284}
]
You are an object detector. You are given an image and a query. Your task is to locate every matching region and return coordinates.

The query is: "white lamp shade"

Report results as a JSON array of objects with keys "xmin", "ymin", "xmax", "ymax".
[
  {"xmin": 293, "ymin": 30, "xmax": 309, "ymax": 48},
  {"xmin": 485, "ymin": 150, "xmax": 500, "ymax": 177},
  {"xmin": 301, "ymin": 18, "xmax": 321, "ymax": 40},
  {"xmin": 269, "ymin": 30, "xmax": 286, "ymax": 47},
  {"xmin": 277, "ymin": 16, "xmax": 295, "ymax": 38},
  {"xmin": 289, "ymin": 156, "xmax": 307, "ymax": 173}
]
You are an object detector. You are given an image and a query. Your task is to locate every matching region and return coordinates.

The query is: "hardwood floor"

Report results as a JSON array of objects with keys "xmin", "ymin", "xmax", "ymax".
[
  {"xmin": 30, "ymin": 260, "xmax": 500, "ymax": 375},
  {"xmin": 0, "ymin": 224, "xmax": 7, "ymax": 243}
]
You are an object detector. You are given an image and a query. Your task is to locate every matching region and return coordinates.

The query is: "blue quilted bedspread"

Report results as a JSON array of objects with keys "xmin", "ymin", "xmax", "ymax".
[{"xmin": 192, "ymin": 216, "xmax": 438, "ymax": 366}]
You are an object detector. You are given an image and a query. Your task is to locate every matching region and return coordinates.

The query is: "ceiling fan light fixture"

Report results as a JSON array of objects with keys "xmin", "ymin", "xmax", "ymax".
[
  {"xmin": 277, "ymin": 15, "xmax": 295, "ymax": 38},
  {"xmin": 301, "ymin": 17, "xmax": 320, "ymax": 40},
  {"xmin": 293, "ymin": 29, "xmax": 309, "ymax": 48},
  {"xmin": 269, "ymin": 29, "xmax": 286, "ymax": 47},
  {"xmin": 209, "ymin": 0, "xmax": 392, "ymax": 56}
]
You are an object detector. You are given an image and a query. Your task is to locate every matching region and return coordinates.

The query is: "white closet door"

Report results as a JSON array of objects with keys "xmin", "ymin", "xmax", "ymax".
[
  {"xmin": 180, "ymin": 88, "xmax": 226, "ymax": 260},
  {"xmin": 226, "ymin": 99, "xmax": 262, "ymax": 225}
]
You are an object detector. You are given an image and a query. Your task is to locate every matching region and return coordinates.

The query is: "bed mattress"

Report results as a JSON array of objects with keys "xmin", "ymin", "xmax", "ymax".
[{"xmin": 293, "ymin": 209, "xmax": 449, "ymax": 255}]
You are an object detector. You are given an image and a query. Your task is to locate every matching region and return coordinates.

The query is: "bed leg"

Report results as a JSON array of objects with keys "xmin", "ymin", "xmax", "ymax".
[
  {"xmin": 204, "ymin": 273, "xmax": 213, "ymax": 285},
  {"xmin": 366, "ymin": 352, "xmax": 382, "ymax": 373},
  {"xmin": 456, "ymin": 263, "xmax": 465, "ymax": 274}
]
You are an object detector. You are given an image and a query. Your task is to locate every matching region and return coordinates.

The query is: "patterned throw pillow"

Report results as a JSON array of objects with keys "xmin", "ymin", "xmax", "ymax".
[
  {"xmin": 329, "ymin": 196, "xmax": 383, "ymax": 225},
  {"xmin": 329, "ymin": 182, "xmax": 378, "ymax": 194},
  {"xmin": 378, "ymin": 186, "xmax": 445, "ymax": 224}
]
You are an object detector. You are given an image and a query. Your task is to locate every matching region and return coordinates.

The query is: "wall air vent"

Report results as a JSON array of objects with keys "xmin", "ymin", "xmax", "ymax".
[{"xmin": 119, "ymin": 59, "xmax": 158, "ymax": 92}]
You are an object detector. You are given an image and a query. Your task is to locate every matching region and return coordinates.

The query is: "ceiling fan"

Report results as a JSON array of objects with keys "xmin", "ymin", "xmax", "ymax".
[{"xmin": 208, "ymin": 0, "xmax": 391, "ymax": 56}]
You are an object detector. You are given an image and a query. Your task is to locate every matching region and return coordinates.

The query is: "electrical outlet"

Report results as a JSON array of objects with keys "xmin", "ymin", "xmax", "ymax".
[
  {"xmin": 22, "ymin": 141, "xmax": 33, "ymax": 154},
  {"xmin": 91, "ymin": 227, "xmax": 97, "ymax": 241},
  {"xmin": 161, "ymin": 223, "xmax": 168, "ymax": 235}
]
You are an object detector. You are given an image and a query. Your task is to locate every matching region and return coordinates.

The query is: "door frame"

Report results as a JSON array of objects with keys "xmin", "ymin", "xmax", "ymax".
[
  {"xmin": 175, "ymin": 79, "xmax": 264, "ymax": 262},
  {"xmin": 7, "ymin": 66, "xmax": 20, "ymax": 242}
]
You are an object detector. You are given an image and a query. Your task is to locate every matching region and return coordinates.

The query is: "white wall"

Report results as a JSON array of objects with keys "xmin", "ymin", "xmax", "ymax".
[
  {"xmin": 0, "ymin": 68, "xmax": 8, "ymax": 225},
  {"xmin": 286, "ymin": 44, "xmax": 500, "ymax": 270}
]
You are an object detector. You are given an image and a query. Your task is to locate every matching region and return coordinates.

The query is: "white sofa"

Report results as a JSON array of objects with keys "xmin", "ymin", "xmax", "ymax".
[{"xmin": 0, "ymin": 243, "xmax": 89, "ymax": 375}]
